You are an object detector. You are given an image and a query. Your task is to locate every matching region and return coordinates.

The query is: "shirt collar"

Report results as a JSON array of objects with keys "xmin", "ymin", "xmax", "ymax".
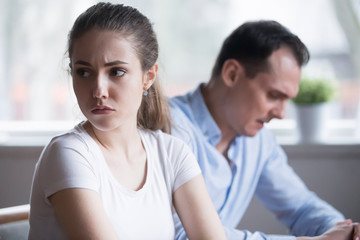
[{"xmin": 188, "ymin": 84, "xmax": 222, "ymax": 146}]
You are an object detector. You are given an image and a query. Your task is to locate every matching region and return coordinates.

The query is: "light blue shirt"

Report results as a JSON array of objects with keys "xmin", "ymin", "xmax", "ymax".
[{"xmin": 169, "ymin": 84, "xmax": 345, "ymax": 240}]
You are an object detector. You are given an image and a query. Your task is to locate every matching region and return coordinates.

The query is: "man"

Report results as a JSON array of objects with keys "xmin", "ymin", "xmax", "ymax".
[{"xmin": 170, "ymin": 20, "xmax": 359, "ymax": 240}]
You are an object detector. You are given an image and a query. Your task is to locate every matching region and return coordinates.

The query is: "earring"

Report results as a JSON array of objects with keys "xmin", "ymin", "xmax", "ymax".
[{"xmin": 143, "ymin": 84, "xmax": 150, "ymax": 96}]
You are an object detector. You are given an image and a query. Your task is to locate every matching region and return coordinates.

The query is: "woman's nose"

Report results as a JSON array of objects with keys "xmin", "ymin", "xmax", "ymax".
[{"xmin": 93, "ymin": 76, "xmax": 109, "ymax": 99}]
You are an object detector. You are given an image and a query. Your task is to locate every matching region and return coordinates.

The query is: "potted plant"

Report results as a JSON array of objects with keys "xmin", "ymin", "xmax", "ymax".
[{"xmin": 292, "ymin": 76, "xmax": 336, "ymax": 143}]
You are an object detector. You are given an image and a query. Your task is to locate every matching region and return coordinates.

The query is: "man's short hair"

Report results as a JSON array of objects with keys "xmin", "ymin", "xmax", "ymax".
[{"xmin": 211, "ymin": 20, "xmax": 310, "ymax": 78}]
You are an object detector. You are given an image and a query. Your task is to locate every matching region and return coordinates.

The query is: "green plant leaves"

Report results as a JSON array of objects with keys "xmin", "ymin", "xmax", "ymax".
[{"xmin": 292, "ymin": 77, "xmax": 335, "ymax": 105}]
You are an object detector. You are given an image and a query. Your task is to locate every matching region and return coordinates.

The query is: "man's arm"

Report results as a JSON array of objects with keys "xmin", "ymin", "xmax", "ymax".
[
  {"xmin": 255, "ymin": 132, "xmax": 345, "ymax": 236},
  {"xmin": 175, "ymin": 215, "xmax": 358, "ymax": 240}
]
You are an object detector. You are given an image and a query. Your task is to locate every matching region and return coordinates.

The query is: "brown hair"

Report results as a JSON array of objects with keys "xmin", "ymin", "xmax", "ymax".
[
  {"xmin": 67, "ymin": 2, "xmax": 171, "ymax": 133},
  {"xmin": 212, "ymin": 20, "xmax": 310, "ymax": 79}
]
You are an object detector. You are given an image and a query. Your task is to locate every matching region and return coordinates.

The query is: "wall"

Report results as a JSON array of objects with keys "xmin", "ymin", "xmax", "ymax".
[
  {"xmin": 1, "ymin": 143, "xmax": 360, "ymax": 235},
  {"xmin": 0, "ymin": 146, "xmax": 42, "ymax": 207}
]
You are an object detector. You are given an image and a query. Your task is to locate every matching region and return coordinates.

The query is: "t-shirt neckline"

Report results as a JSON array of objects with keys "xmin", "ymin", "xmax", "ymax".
[{"xmin": 76, "ymin": 123, "xmax": 152, "ymax": 197}]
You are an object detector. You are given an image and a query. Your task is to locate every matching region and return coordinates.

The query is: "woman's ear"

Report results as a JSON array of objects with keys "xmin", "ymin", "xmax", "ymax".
[
  {"xmin": 221, "ymin": 59, "xmax": 245, "ymax": 88},
  {"xmin": 144, "ymin": 64, "xmax": 158, "ymax": 89}
]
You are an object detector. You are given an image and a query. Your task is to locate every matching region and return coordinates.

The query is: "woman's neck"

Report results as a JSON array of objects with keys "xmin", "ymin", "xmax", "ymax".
[
  {"xmin": 83, "ymin": 121, "xmax": 142, "ymax": 160},
  {"xmin": 83, "ymin": 121, "xmax": 147, "ymax": 191}
]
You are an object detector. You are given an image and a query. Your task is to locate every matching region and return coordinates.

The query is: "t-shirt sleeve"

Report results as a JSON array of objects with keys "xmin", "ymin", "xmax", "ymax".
[
  {"xmin": 170, "ymin": 138, "xmax": 201, "ymax": 192},
  {"xmin": 36, "ymin": 134, "xmax": 99, "ymax": 201}
]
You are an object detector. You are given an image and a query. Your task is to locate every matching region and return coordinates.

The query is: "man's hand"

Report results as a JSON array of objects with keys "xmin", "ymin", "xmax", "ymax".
[
  {"xmin": 335, "ymin": 219, "xmax": 360, "ymax": 240},
  {"xmin": 320, "ymin": 220, "xmax": 355, "ymax": 240},
  {"xmin": 353, "ymin": 222, "xmax": 360, "ymax": 240},
  {"xmin": 297, "ymin": 219, "xmax": 357, "ymax": 240}
]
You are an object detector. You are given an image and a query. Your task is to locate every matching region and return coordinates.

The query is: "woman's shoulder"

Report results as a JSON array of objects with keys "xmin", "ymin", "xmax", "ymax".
[
  {"xmin": 140, "ymin": 128, "xmax": 188, "ymax": 147},
  {"xmin": 45, "ymin": 123, "xmax": 92, "ymax": 154},
  {"xmin": 36, "ymin": 123, "xmax": 97, "ymax": 175},
  {"xmin": 140, "ymin": 128, "xmax": 194, "ymax": 162}
]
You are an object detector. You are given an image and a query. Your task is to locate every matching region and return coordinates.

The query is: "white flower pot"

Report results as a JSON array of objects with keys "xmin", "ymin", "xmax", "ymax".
[{"xmin": 295, "ymin": 103, "xmax": 330, "ymax": 144}]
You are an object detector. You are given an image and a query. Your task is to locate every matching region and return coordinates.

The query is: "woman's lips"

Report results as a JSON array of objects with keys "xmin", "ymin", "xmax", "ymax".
[{"xmin": 91, "ymin": 106, "xmax": 115, "ymax": 114}]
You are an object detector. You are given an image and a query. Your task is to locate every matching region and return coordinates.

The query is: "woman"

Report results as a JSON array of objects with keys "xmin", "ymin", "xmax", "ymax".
[{"xmin": 28, "ymin": 3, "xmax": 227, "ymax": 240}]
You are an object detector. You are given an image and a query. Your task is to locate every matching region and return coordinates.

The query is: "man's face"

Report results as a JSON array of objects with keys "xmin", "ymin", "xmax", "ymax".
[{"xmin": 224, "ymin": 47, "xmax": 301, "ymax": 137}]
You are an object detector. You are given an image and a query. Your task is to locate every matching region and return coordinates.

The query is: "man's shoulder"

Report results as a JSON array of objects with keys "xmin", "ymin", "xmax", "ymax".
[
  {"xmin": 169, "ymin": 94, "xmax": 197, "ymax": 128},
  {"xmin": 169, "ymin": 95, "xmax": 193, "ymax": 117},
  {"xmin": 168, "ymin": 95, "xmax": 201, "ymax": 149}
]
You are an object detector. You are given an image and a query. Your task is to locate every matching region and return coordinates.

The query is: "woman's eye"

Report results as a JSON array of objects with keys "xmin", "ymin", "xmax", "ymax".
[
  {"xmin": 111, "ymin": 69, "xmax": 126, "ymax": 77},
  {"xmin": 76, "ymin": 69, "xmax": 90, "ymax": 77}
]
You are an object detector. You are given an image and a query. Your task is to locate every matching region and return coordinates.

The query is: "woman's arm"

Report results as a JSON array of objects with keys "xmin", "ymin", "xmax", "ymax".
[
  {"xmin": 173, "ymin": 174, "xmax": 227, "ymax": 240},
  {"xmin": 49, "ymin": 188, "xmax": 118, "ymax": 240}
]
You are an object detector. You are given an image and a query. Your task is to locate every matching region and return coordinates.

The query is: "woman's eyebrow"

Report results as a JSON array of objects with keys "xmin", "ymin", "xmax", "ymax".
[
  {"xmin": 74, "ymin": 60, "xmax": 91, "ymax": 66},
  {"xmin": 104, "ymin": 60, "xmax": 128, "ymax": 66},
  {"xmin": 73, "ymin": 60, "xmax": 128, "ymax": 66}
]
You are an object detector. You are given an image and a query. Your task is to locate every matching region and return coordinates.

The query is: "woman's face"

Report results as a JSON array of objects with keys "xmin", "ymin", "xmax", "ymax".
[{"xmin": 71, "ymin": 29, "xmax": 156, "ymax": 132}]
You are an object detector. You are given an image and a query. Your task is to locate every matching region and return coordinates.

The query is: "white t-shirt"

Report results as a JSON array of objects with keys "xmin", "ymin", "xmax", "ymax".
[{"xmin": 28, "ymin": 123, "xmax": 201, "ymax": 240}]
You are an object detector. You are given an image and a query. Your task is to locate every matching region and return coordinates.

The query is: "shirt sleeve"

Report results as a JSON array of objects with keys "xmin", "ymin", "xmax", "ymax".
[
  {"xmin": 37, "ymin": 134, "xmax": 99, "ymax": 202},
  {"xmin": 169, "ymin": 137, "xmax": 201, "ymax": 192},
  {"xmin": 169, "ymin": 103, "xmax": 198, "ymax": 155},
  {"xmin": 255, "ymin": 136, "xmax": 345, "ymax": 236}
]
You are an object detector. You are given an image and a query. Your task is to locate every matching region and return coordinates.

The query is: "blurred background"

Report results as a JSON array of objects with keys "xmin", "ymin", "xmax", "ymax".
[
  {"xmin": 0, "ymin": 0, "xmax": 359, "ymax": 125},
  {"xmin": 1, "ymin": 0, "xmax": 359, "ymax": 235}
]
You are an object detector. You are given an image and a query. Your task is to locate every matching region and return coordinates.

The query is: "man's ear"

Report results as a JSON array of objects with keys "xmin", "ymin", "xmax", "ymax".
[
  {"xmin": 144, "ymin": 64, "xmax": 158, "ymax": 89},
  {"xmin": 221, "ymin": 59, "xmax": 245, "ymax": 87}
]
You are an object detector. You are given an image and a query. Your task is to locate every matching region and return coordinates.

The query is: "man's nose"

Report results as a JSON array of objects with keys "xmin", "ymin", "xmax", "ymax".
[{"xmin": 272, "ymin": 101, "xmax": 286, "ymax": 119}]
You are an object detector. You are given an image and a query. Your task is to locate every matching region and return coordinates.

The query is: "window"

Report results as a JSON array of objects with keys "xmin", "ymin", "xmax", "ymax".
[{"xmin": 1, "ymin": 0, "xmax": 359, "ymax": 143}]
